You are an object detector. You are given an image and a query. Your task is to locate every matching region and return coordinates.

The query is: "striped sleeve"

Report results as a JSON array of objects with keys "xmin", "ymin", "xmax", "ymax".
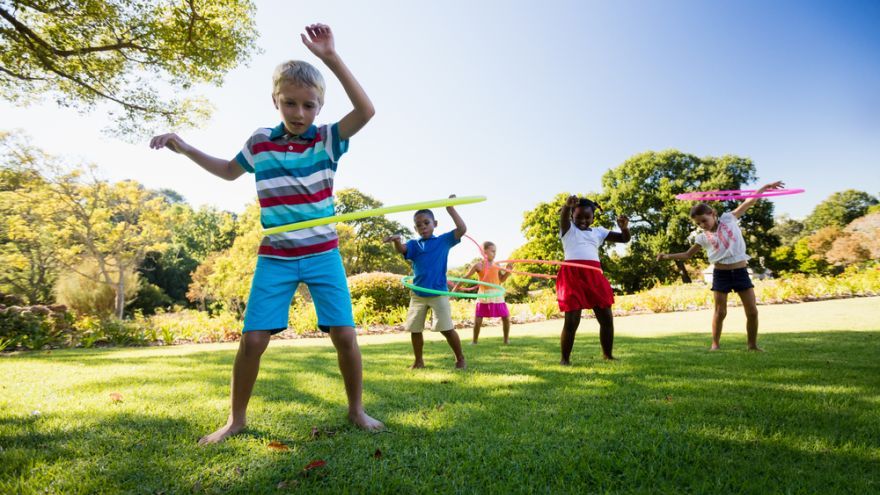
[
  {"xmin": 234, "ymin": 128, "xmax": 266, "ymax": 173},
  {"xmin": 319, "ymin": 123, "xmax": 350, "ymax": 163}
]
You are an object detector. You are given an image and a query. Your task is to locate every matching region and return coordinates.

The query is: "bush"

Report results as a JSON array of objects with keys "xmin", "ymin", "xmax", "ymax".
[
  {"xmin": 55, "ymin": 263, "xmax": 139, "ymax": 317},
  {"xmin": 288, "ymin": 294, "xmax": 319, "ymax": 334},
  {"xmin": 528, "ymin": 289, "xmax": 560, "ymax": 319},
  {"xmin": 0, "ymin": 303, "xmax": 73, "ymax": 350},
  {"xmin": 348, "ymin": 272, "xmax": 410, "ymax": 311}
]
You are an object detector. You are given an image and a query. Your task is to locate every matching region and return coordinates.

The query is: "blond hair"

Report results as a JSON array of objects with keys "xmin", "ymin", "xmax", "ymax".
[{"xmin": 272, "ymin": 60, "xmax": 325, "ymax": 104}]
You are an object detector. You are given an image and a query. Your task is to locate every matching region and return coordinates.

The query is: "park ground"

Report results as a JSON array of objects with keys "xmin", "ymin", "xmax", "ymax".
[{"xmin": 2, "ymin": 297, "xmax": 878, "ymax": 494}]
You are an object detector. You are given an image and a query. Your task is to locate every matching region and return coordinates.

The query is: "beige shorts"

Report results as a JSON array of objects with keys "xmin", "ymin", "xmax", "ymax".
[{"xmin": 404, "ymin": 294, "xmax": 454, "ymax": 333}]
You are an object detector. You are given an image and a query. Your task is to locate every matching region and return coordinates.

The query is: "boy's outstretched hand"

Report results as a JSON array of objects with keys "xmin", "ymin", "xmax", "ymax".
[
  {"xmin": 301, "ymin": 23, "xmax": 337, "ymax": 60},
  {"xmin": 149, "ymin": 133, "xmax": 189, "ymax": 154},
  {"xmin": 383, "ymin": 234, "xmax": 401, "ymax": 243},
  {"xmin": 616, "ymin": 215, "xmax": 630, "ymax": 230}
]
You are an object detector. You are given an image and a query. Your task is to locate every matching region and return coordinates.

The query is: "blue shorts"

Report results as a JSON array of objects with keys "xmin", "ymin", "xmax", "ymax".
[
  {"xmin": 242, "ymin": 249, "xmax": 354, "ymax": 333},
  {"xmin": 711, "ymin": 267, "xmax": 754, "ymax": 293}
]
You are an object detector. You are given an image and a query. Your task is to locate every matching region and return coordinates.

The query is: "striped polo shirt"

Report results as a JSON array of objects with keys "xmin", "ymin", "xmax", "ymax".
[{"xmin": 235, "ymin": 122, "xmax": 348, "ymax": 259}]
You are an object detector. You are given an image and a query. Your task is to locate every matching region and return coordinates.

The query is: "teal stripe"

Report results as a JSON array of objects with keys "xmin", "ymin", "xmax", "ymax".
[
  {"xmin": 261, "ymin": 198, "xmax": 335, "ymax": 227},
  {"xmin": 252, "ymin": 145, "xmax": 329, "ymax": 168}
]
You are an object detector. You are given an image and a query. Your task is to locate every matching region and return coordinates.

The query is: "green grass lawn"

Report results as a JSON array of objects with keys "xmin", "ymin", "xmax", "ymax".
[{"xmin": 2, "ymin": 299, "xmax": 879, "ymax": 494}]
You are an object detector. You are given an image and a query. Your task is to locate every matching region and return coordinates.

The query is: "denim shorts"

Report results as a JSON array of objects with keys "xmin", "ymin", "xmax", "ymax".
[
  {"xmin": 242, "ymin": 249, "xmax": 354, "ymax": 333},
  {"xmin": 711, "ymin": 267, "xmax": 754, "ymax": 293}
]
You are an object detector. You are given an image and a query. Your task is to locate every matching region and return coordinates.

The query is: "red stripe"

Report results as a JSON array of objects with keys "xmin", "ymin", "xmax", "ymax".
[
  {"xmin": 259, "ymin": 187, "xmax": 332, "ymax": 207},
  {"xmin": 258, "ymin": 238, "xmax": 339, "ymax": 258},
  {"xmin": 253, "ymin": 138, "xmax": 320, "ymax": 154}
]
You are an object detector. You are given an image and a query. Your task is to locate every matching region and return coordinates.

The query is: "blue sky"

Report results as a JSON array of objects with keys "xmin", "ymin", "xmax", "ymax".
[{"xmin": 2, "ymin": 0, "xmax": 878, "ymax": 265}]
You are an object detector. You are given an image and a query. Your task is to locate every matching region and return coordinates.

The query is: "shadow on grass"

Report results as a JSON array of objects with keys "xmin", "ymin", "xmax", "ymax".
[{"xmin": 1, "ymin": 331, "xmax": 878, "ymax": 494}]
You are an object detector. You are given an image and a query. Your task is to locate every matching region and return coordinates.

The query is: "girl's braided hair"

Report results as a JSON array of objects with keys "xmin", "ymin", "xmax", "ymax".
[{"xmin": 575, "ymin": 197, "xmax": 603, "ymax": 213}]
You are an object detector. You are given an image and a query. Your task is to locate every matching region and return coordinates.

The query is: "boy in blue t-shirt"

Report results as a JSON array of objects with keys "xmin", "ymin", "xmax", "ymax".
[{"xmin": 384, "ymin": 195, "xmax": 467, "ymax": 369}]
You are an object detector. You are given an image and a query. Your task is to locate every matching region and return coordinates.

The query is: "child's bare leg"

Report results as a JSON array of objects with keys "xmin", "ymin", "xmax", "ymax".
[
  {"xmin": 502, "ymin": 316, "xmax": 511, "ymax": 344},
  {"xmin": 560, "ymin": 310, "xmax": 581, "ymax": 365},
  {"xmin": 410, "ymin": 332, "xmax": 425, "ymax": 368},
  {"xmin": 711, "ymin": 291, "xmax": 728, "ymax": 350},
  {"xmin": 737, "ymin": 288, "xmax": 761, "ymax": 351},
  {"xmin": 440, "ymin": 329, "xmax": 466, "ymax": 368},
  {"xmin": 199, "ymin": 330, "xmax": 271, "ymax": 445},
  {"xmin": 329, "ymin": 326, "xmax": 384, "ymax": 430},
  {"xmin": 594, "ymin": 307, "xmax": 615, "ymax": 360},
  {"xmin": 472, "ymin": 316, "xmax": 483, "ymax": 344}
]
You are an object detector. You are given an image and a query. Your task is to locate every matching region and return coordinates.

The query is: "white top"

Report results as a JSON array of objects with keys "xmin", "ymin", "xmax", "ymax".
[
  {"xmin": 561, "ymin": 226, "xmax": 609, "ymax": 261},
  {"xmin": 694, "ymin": 212, "xmax": 750, "ymax": 265}
]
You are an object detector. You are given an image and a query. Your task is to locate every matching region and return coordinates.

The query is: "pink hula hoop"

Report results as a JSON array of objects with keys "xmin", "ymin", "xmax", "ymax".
[
  {"xmin": 494, "ymin": 259, "xmax": 604, "ymax": 280},
  {"xmin": 676, "ymin": 188, "xmax": 804, "ymax": 201}
]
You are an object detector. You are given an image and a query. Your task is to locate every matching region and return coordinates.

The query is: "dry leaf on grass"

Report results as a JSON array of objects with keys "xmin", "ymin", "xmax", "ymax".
[
  {"xmin": 267, "ymin": 441, "xmax": 290, "ymax": 452},
  {"xmin": 303, "ymin": 459, "xmax": 326, "ymax": 471},
  {"xmin": 372, "ymin": 448, "xmax": 383, "ymax": 459},
  {"xmin": 109, "ymin": 392, "xmax": 123, "ymax": 403}
]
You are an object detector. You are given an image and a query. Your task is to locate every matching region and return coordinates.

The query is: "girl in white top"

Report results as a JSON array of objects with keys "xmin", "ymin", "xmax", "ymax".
[
  {"xmin": 657, "ymin": 181, "xmax": 784, "ymax": 351},
  {"xmin": 557, "ymin": 196, "xmax": 630, "ymax": 364}
]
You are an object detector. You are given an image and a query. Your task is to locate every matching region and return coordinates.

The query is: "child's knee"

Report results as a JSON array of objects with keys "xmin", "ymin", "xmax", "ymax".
[
  {"xmin": 240, "ymin": 332, "xmax": 270, "ymax": 357},
  {"xmin": 744, "ymin": 307, "xmax": 758, "ymax": 320},
  {"xmin": 714, "ymin": 307, "xmax": 727, "ymax": 319}
]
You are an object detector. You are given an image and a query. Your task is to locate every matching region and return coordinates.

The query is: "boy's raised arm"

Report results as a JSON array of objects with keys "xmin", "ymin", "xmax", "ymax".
[
  {"xmin": 149, "ymin": 133, "xmax": 245, "ymax": 181},
  {"xmin": 301, "ymin": 24, "xmax": 374, "ymax": 141},
  {"xmin": 384, "ymin": 234, "xmax": 407, "ymax": 256},
  {"xmin": 446, "ymin": 194, "xmax": 467, "ymax": 240}
]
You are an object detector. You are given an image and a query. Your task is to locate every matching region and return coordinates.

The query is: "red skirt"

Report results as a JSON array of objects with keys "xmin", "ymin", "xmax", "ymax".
[{"xmin": 555, "ymin": 260, "xmax": 614, "ymax": 312}]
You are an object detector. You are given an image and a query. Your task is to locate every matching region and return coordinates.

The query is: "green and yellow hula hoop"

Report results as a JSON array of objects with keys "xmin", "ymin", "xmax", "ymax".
[
  {"xmin": 263, "ymin": 196, "xmax": 487, "ymax": 236},
  {"xmin": 401, "ymin": 276, "xmax": 505, "ymax": 299}
]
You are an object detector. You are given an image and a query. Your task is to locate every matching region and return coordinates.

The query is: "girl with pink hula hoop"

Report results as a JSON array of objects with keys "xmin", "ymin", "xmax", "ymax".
[
  {"xmin": 657, "ymin": 180, "xmax": 784, "ymax": 352},
  {"xmin": 456, "ymin": 241, "xmax": 514, "ymax": 345},
  {"xmin": 558, "ymin": 196, "xmax": 631, "ymax": 364}
]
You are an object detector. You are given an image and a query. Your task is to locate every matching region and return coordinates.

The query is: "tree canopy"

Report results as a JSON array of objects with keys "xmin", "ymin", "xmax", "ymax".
[
  {"xmin": 0, "ymin": 0, "xmax": 259, "ymax": 137},
  {"xmin": 803, "ymin": 190, "xmax": 878, "ymax": 232}
]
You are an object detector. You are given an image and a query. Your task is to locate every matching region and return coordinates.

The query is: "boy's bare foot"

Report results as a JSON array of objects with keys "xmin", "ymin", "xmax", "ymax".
[
  {"xmin": 454, "ymin": 359, "xmax": 467, "ymax": 369},
  {"xmin": 348, "ymin": 411, "xmax": 385, "ymax": 431},
  {"xmin": 747, "ymin": 345, "xmax": 764, "ymax": 352},
  {"xmin": 602, "ymin": 354, "xmax": 615, "ymax": 361},
  {"xmin": 503, "ymin": 340, "xmax": 509, "ymax": 345},
  {"xmin": 198, "ymin": 421, "xmax": 246, "ymax": 445},
  {"xmin": 560, "ymin": 359, "xmax": 571, "ymax": 366},
  {"xmin": 709, "ymin": 344, "xmax": 721, "ymax": 351},
  {"xmin": 410, "ymin": 361, "xmax": 425, "ymax": 369},
  {"xmin": 470, "ymin": 341, "xmax": 478, "ymax": 345}
]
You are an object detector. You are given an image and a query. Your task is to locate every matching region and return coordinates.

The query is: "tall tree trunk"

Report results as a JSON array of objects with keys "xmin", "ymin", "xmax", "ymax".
[
  {"xmin": 115, "ymin": 274, "xmax": 125, "ymax": 319},
  {"xmin": 675, "ymin": 260, "xmax": 692, "ymax": 284}
]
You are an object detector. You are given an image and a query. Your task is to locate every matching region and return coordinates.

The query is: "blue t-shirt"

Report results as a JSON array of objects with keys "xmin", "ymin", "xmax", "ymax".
[{"xmin": 404, "ymin": 230, "xmax": 460, "ymax": 297}]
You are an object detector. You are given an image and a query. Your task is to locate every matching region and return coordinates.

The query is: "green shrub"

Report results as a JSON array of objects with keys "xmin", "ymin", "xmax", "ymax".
[
  {"xmin": 0, "ymin": 299, "xmax": 73, "ymax": 350},
  {"xmin": 352, "ymin": 296, "xmax": 380, "ymax": 327},
  {"xmin": 55, "ymin": 263, "xmax": 139, "ymax": 318},
  {"xmin": 348, "ymin": 272, "xmax": 410, "ymax": 312},
  {"xmin": 528, "ymin": 289, "xmax": 559, "ymax": 319},
  {"xmin": 288, "ymin": 294, "xmax": 319, "ymax": 334},
  {"xmin": 70, "ymin": 315, "xmax": 148, "ymax": 348}
]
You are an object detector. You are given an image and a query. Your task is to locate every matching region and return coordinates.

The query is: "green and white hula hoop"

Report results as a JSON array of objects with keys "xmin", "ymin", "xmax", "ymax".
[
  {"xmin": 263, "ymin": 195, "xmax": 487, "ymax": 235},
  {"xmin": 401, "ymin": 276, "xmax": 505, "ymax": 299}
]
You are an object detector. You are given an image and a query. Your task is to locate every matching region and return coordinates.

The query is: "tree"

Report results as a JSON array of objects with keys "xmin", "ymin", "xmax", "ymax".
[
  {"xmin": 46, "ymin": 167, "xmax": 171, "ymax": 318},
  {"xmin": 138, "ymin": 202, "xmax": 236, "ymax": 305},
  {"xmin": 0, "ymin": 0, "xmax": 259, "ymax": 137},
  {"xmin": 0, "ymin": 132, "xmax": 63, "ymax": 302},
  {"xmin": 335, "ymin": 188, "xmax": 411, "ymax": 275},
  {"xmin": 803, "ymin": 190, "xmax": 878, "ymax": 232},
  {"xmin": 194, "ymin": 200, "xmax": 261, "ymax": 315},
  {"xmin": 769, "ymin": 214, "xmax": 805, "ymax": 247}
]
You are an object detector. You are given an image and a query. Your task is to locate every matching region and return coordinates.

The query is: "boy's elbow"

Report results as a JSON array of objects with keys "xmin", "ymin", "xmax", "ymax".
[{"xmin": 359, "ymin": 105, "xmax": 375, "ymax": 122}]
